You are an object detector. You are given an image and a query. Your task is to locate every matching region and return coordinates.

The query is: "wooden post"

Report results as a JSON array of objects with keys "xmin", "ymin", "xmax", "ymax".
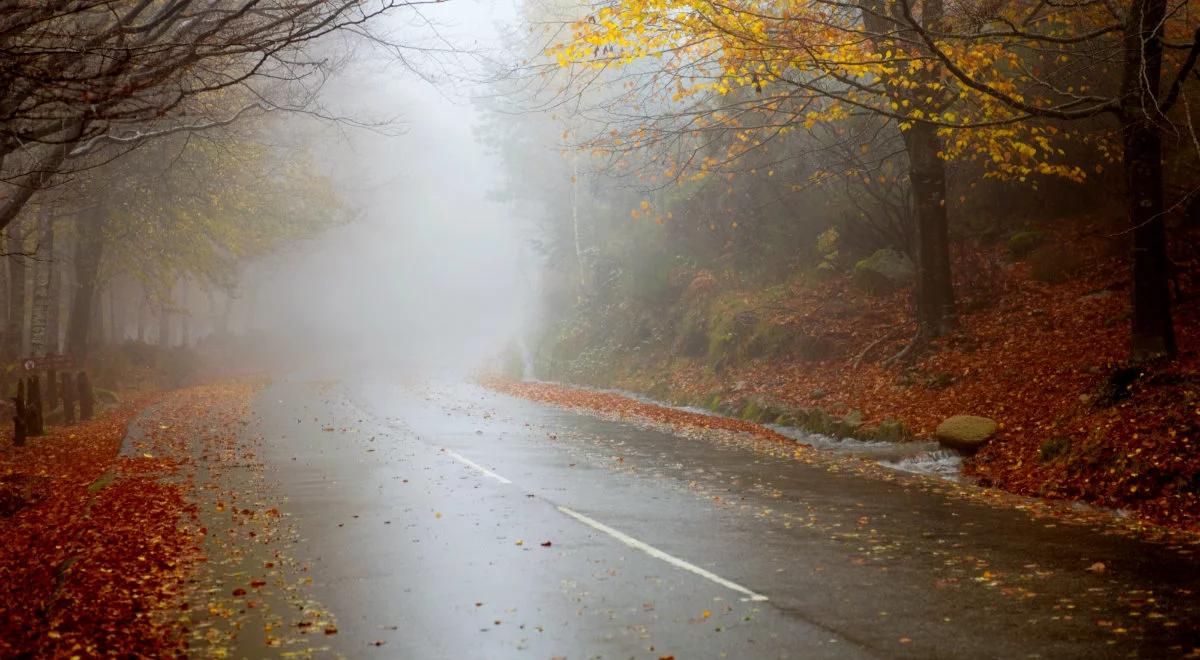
[
  {"xmin": 28, "ymin": 376, "xmax": 43, "ymax": 436},
  {"xmin": 12, "ymin": 380, "xmax": 26, "ymax": 446},
  {"xmin": 61, "ymin": 371, "xmax": 75, "ymax": 424},
  {"xmin": 78, "ymin": 371, "xmax": 94, "ymax": 421},
  {"xmin": 12, "ymin": 404, "xmax": 26, "ymax": 446}
]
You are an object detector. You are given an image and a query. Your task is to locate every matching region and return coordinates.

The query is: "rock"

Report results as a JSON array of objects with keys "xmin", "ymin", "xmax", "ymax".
[
  {"xmin": 853, "ymin": 249, "xmax": 915, "ymax": 295},
  {"xmin": 935, "ymin": 415, "xmax": 998, "ymax": 454},
  {"xmin": 872, "ymin": 418, "xmax": 911, "ymax": 442},
  {"xmin": 741, "ymin": 394, "xmax": 795, "ymax": 423},
  {"xmin": 841, "ymin": 410, "xmax": 863, "ymax": 429},
  {"xmin": 1006, "ymin": 230, "xmax": 1047, "ymax": 259}
]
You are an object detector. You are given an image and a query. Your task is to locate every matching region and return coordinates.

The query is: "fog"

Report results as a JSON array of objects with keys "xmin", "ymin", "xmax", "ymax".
[{"xmin": 247, "ymin": 1, "xmax": 534, "ymax": 377}]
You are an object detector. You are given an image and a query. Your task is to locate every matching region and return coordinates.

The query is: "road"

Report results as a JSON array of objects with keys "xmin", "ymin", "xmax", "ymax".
[{"xmin": 248, "ymin": 378, "xmax": 1199, "ymax": 659}]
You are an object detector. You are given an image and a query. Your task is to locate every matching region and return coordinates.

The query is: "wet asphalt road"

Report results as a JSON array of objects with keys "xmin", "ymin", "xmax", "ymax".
[{"xmin": 252, "ymin": 379, "xmax": 1199, "ymax": 659}]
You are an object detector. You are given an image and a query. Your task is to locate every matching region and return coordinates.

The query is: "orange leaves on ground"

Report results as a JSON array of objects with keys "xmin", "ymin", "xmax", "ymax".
[
  {"xmin": 0, "ymin": 398, "xmax": 198, "ymax": 657},
  {"xmin": 488, "ymin": 380, "xmax": 801, "ymax": 449},
  {"xmin": 0, "ymin": 381, "xmax": 262, "ymax": 657}
]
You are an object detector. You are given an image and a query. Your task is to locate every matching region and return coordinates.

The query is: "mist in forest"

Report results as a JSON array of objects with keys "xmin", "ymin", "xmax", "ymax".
[{"xmin": 238, "ymin": 1, "xmax": 534, "ymax": 377}]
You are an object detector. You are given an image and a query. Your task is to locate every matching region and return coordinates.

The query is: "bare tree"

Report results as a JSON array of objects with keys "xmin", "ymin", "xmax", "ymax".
[{"xmin": 0, "ymin": 0, "xmax": 436, "ymax": 229}]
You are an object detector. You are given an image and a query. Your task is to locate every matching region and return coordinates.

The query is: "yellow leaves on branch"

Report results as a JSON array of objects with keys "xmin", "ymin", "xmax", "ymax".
[{"xmin": 547, "ymin": 0, "xmax": 1132, "ymax": 184}]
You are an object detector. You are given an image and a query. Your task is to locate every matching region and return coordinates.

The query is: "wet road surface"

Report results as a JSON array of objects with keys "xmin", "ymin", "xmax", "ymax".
[{"xmin": 252, "ymin": 379, "xmax": 1199, "ymax": 658}]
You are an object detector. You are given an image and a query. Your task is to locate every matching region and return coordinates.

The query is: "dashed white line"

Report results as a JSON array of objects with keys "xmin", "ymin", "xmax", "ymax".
[
  {"xmin": 444, "ymin": 449, "xmax": 512, "ymax": 484},
  {"xmin": 557, "ymin": 505, "xmax": 769, "ymax": 602},
  {"xmin": 442, "ymin": 449, "xmax": 766, "ymax": 602}
]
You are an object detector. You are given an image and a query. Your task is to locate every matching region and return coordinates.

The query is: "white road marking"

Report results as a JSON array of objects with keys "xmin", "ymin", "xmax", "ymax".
[
  {"xmin": 445, "ymin": 449, "xmax": 512, "ymax": 484},
  {"xmin": 557, "ymin": 506, "xmax": 769, "ymax": 602}
]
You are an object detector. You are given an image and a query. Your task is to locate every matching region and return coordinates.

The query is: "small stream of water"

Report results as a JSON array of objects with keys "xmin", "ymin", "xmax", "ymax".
[{"xmin": 530, "ymin": 380, "xmax": 965, "ymax": 481}]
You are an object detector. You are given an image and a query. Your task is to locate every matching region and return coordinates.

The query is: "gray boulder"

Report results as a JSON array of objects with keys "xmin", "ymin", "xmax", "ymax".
[
  {"xmin": 935, "ymin": 415, "xmax": 998, "ymax": 454},
  {"xmin": 853, "ymin": 249, "xmax": 916, "ymax": 295}
]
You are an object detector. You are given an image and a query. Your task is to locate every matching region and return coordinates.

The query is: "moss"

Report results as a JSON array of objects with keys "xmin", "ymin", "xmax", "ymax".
[
  {"xmin": 740, "ymin": 399, "xmax": 765, "ymax": 422},
  {"xmin": 87, "ymin": 470, "xmax": 115, "ymax": 494},
  {"xmin": 1007, "ymin": 230, "xmax": 1047, "ymax": 259},
  {"xmin": 859, "ymin": 419, "xmax": 913, "ymax": 442},
  {"xmin": 852, "ymin": 249, "xmax": 915, "ymax": 295},
  {"xmin": 744, "ymin": 321, "xmax": 795, "ymax": 359},
  {"xmin": 706, "ymin": 330, "xmax": 734, "ymax": 371},
  {"xmin": 674, "ymin": 310, "xmax": 709, "ymax": 357},
  {"xmin": 703, "ymin": 299, "xmax": 745, "ymax": 371}
]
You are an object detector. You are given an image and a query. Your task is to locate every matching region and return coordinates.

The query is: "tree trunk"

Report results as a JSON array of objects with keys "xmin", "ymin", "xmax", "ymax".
[
  {"xmin": 30, "ymin": 214, "xmax": 52, "ymax": 356},
  {"xmin": 860, "ymin": 0, "xmax": 955, "ymax": 339},
  {"xmin": 0, "ymin": 246, "xmax": 6, "ymax": 361},
  {"xmin": 137, "ymin": 296, "xmax": 146, "ymax": 342},
  {"xmin": 66, "ymin": 204, "xmax": 107, "ymax": 361},
  {"xmin": 158, "ymin": 305, "xmax": 170, "ymax": 347},
  {"xmin": 181, "ymin": 283, "xmax": 191, "ymax": 347},
  {"xmin": 570, "ymin": 147, "xmax": 587, "ymax": 292},
  {"xmin": 246, "ymin": 281, "xmax": 259, "ymax": 334},
  {"xmin": 217, "ymin": 291, "xmax": 232, "ymax": 335},
  {"xmin": 106, "ymin": 286, "xmax": 116, "ymax": 345},
  {"xmin": 1121, "ymin": 0, "xmax": 1175, "ymax": 361},
  {"xmin": 61, "ymin": 371, "xmax": 75, "ymax": 424},
  {"xmin": 902, "ymin": 121, "xmax": 956, "ymax": 338},
  {"xmin": 46, "ymin": 243, "xmax": 62, "ymax": 355},
  {"xmin": 5, "ymin": 222, "xmax": 27, "ymax": 362}
]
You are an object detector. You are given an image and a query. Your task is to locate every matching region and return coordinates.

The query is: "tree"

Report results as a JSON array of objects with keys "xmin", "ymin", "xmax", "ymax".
[
  {"xmin": 55, "ymin": 126, "xmax": 346, "ymax": 358},
  {"xmin": 551, "ymin": 0, "xmax": 1198, "ymax": 360},
  {"xmin": 3, "ymin": 219, "xmax": 32, "ymax": 361},
  {"xmin": 549, "ymin": 0, "xmax": 972, "ymax": 340},
  {"xmin": 885, "ymin": 0, "xmax": 1197, "ymax": 359},
  {"xmin": 30, "ymin": 213, "xmax": 56, "ymax": 356},
  {"xmin": 0, "ymin": 0, "xmax": 421, "ymax": 229}
]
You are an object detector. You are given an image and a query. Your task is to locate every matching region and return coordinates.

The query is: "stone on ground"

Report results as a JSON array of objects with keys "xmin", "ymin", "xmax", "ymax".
[{"xmin": 936, "ymin": 415, "xmax": 998, "ymax": 454}]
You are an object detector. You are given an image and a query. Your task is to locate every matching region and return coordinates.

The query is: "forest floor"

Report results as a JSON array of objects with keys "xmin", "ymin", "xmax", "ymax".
[
  {"xmin": 0, "ymin": 380, "xmax": 329, "ymax": 657},
  {"xmin": 527, "ymin": 228, "xmax": 1200, "ymax": 531}
]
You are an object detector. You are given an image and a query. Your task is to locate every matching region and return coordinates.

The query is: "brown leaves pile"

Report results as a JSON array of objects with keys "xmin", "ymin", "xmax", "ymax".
[
  {"xmin": 0, "ymin": 396, "xmax": 201, "ymax": 657},
  {"xmin": 0, "ymin": 381, "xmax": 270, "ymax": 656}
]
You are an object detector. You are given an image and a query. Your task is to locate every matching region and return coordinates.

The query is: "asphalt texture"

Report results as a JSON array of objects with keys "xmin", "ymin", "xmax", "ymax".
[{"xmin": 249, "ymin": 379, "xmax": 1199, "ymax": 659}]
